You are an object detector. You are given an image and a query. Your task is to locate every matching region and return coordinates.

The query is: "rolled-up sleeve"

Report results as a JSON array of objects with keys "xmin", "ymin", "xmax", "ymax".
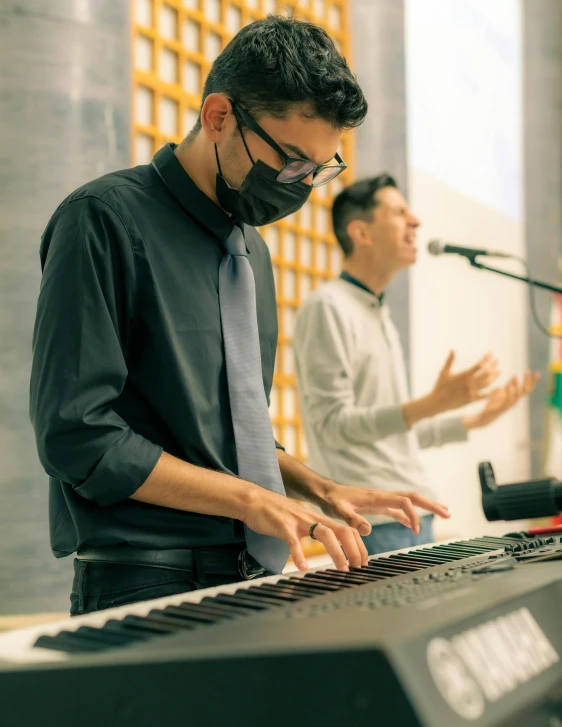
[
  {"xmin": 293, "ymin": 297, "xmax": 408, "ymax": 448},
  {"xmin": 30, "ymin": 196, "xmax": 163, "ymax": 506},
  {"xmin": 415, "ymin": 416, "xmax": 468, "ymax": 449}
]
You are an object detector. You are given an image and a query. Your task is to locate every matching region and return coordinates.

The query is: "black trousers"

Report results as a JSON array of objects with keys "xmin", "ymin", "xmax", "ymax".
[{"xmin": 70, "ymin": 558, "xmax": 243, "ymax": 616}]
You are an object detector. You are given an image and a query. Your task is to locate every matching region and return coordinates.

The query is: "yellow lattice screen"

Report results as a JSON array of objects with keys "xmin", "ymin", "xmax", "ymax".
[{"xmin": 132, "ymin": 0, "xmax": 354, "ymax": 465}]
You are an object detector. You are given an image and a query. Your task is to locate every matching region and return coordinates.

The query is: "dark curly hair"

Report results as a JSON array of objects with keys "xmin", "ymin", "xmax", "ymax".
[{"xmin": 187, "ymin": 14, "xmax": 367, "ymax": 138}]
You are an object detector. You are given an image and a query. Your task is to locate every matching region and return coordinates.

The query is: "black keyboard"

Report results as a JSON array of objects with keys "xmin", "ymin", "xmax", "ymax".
[
  {"xmin": 2, "ymin": 532, "xmax": 562, "ymax": 727},
  {"xmin": 32, "ymin": 534, "xmax": 514, "ymax": 653}
]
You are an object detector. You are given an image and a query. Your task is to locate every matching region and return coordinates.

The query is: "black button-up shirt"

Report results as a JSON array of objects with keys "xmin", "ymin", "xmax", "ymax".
[{"xmin": 30, "ymin": 143, "xmax": 281, "ymax": 556}]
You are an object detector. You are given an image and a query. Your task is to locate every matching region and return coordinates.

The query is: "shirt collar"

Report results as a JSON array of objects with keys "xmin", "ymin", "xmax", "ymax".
[
  {"xmin": 340, "ymin": 271, "xmax": 385, "ymax": 304},
  {"xmin": 152, "ymin": 143, "xmax": 235, "ymax": 242}
]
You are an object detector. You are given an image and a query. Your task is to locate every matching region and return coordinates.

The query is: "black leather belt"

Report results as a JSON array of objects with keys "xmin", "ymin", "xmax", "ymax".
[{"xmin": 76, "ymin": 544, "xmax": 266, "ymax": 580}]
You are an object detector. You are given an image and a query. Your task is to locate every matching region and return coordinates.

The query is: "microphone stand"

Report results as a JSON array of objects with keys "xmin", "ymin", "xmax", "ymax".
[{"xmin": 469, "ymin": 257, "xmax": 562, "ymax": 295}]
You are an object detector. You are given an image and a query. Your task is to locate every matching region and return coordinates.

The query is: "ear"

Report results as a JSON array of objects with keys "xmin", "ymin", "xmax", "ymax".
[
  {"xmin": 346, "ymin": 219, "xmax": 372, "ymax": 249},
  {"xmin": 200, "ymin": 93, "xmax": 235, "ymax": 143}
]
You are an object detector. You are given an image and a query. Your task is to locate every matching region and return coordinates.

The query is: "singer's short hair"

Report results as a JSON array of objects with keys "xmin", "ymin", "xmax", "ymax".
[{"xmin": 332, "ymin": 174, "xmax": 398, "ymax": 256}]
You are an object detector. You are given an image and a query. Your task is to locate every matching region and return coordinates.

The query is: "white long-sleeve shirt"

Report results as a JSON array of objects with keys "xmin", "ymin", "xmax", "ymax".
[{"xmin": 293, "ymin": 275, "xmax": 467, "ymax": 524}]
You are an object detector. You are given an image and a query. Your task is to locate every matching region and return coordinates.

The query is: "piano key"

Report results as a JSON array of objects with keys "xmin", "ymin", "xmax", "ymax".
[
  {"xmin": 253, "ymin": 583, "xmax": 314, "ymax": 600},
  {"xmin": 430, "ymin": 544, "xmax": 489, "ymax": 556},
  {"xmin": 400, "ymin": 552, "xmax": 450, "ymax": 564},
  {"xmin": 276, "ymin": 578, "xmax": 339, "ymax": 595},
  {"xmin": 373, "ymin": 558, "xmax": 421, "ymax": 572},
  {"xmin": 441, "ymin": 539, "xmax": 495, "ymax": 548},
  {"xmin": 121, "ymin": 615, "xmax": 179, "ymax": 634},
  {"xmin": 302, "ymin": 573, "xmax": 355, "ymax": 588},
  {"xmin": 363, "ymin": 562, "xmax": 413, "ymax": 575},
  {"xmin": 411, "ymin": 548, "xmax": 466, "ymax": 562},
  {"xmin": 385, "ymin": 555, "xmax": 433, "ymax": 568},
  {"xmin": 323, "ymin": 569, "xmax": 379, "ymax": 584},
  {"xmin": 349, "ymin": 567, "xmax": 387, "ymax": 581},
  {"xmin": 422, "ymin": 548, "xmax": 470, "ymax": 560},
  {"xmin": 211, "ymin": 594, "xmax": 274, "ymax": 611},
  {"xmin": 426, "ymin": 548, "xmax": 482, "ymax": 561},
  {"xmin": 282, "ymin": 577, "xmax": 342, "ymax": 592},
  {"xmin": 73, "ymin": 626, "xmax": 137, "ymax": 647},
  {"xmin": 466, "ymin": 538, "xmax": 511, "ymax": 548},
  {"xmin": 102, "ymin": 620, "xmax": 153, "ymax": 640},
  {"xmin": 228, "ymin": 590, "xmax": 288, "ymax": 608},
  {"xmin": 36, "ymin": 629, "xmax": 120, "ymax": 653},
  {"xmin": 34, "ymin": 633, "xmax": 107, "ymax": 654},
  {"xmin": 162, "ymin": 604, "xmax": 224, "ymax": 623},
  {"xmin": 368, "ymin": 556, "xmax": 417, "ymax": 568},
  {"xmin": 183, "ymin": 599, "xmax": 249, "ymax": 618},
  {"xmin": 245, "ymin": 586, "xmax": 302, "ymax": 603},
  {"xmin": 138, "ymin": 610, "xmax": 203, "ymax": 630}
]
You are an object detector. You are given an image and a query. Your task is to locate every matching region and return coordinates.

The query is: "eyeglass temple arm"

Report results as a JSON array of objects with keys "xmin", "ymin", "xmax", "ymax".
[{"xmin": 233, "ymin": 105, "xmax": 289, "ymax": 160}]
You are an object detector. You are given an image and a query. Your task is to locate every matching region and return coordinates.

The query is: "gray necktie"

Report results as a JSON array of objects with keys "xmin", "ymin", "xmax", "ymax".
[{"xmin": 218, "ymin": 224, "xmax": 290, "ymax": 574}]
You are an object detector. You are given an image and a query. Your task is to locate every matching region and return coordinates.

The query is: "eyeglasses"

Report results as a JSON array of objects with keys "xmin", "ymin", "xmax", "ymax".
[{"xmin": 233, "ymin": 104, "xmax": 347, "ymax": 188}]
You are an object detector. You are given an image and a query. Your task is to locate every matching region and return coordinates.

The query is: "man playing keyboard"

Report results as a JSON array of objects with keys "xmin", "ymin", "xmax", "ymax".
[{"xmin": 30, "ymin": 16, "xmax": 449, "ymax": 615}]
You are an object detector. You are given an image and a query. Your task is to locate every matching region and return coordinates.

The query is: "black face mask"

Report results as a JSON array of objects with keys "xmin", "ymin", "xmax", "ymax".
[{"xmin": 215, "ymin": 134, "xmax": 311, "ymax": 227}]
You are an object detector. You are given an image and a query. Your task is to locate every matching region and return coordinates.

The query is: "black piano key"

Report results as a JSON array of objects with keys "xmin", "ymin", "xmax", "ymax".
[
  {"xmin": 383, "ymin": 558, "xmax": 432, "ymax": 571},
  {"xmin": 349, "ymin": 567, "xmax": 387, "ymax": 581},
  {"xmin": 139, "ymin": 610, "xmax": 203, "ymax": 630},
  {"xmin": 364, "ymin": 561, "xmax": 413, "ymax": 575},
  {"xmin": 452, "ymin": 539, "xmax": 500, "ymax": 550},
  {"xmin": 366, "ymin": 556, "xmax": 413, "ymax": 573},
  {"xmin": 359, "ymin": 567, "xmax": 401, "ymax": 578},
  {"xmin": 412, "ymin": 548, "xmax": 466, "ymax": 562},
  {"xmin": 184, "ymin": 599, "xmax": 250, "ymax": 618},
  {"xmin": 39, "ymin": 628, "xmax": 119, "ymax": 652},
  {"xmin": 121, "ymin": 615, "xmax": 179, "ymax": 634},
  {"xmin": 254, "ymin": 583, "xmax": 314, "ymax": 600},
  {"xmin": 462, "ymin": 539, "xmax": 507, "ymax": 550},
  {"xmin": 386, "ymin": 555, "xmax": 433, "ymax": 568},
  {"xmin": 373, "ymin": 558, "xmax": 421, "ymax": 572},
  {"xmin": 245, "ymin": 586, "xmax": 302, "ymax": 603},
  {"xmin": 74, "ymin": 625, "xmax": 137, "ymax": 647},
  {"xmin": 302, "ymin": 573, "xmax": 354, "ymax": 588},
  {"xmin": 323, "ymin": 569, "xmax": 376, "ymax": 585},
  {"xmin": 282, "ymin": 577, "xmax": 341, "ymax": 592},
  {"xmin": 163, "ymin": 604, "xmax": 223, "ymax": 623},
  {"xmin": 230, "ymin": 590, "xmax": 286, "ymax": 608},
  {"xmin": 400, "ymin": 553, "xmax": 450, "ymax": 567},
  {"xmin": 430, "ymin": 544, "xmax": 488, "ymax": 556},
  {"xmin": 34, "ymin": 632, "xmax": 107, "ymax": 653},
  {"xmin": 401, "ymin": 552, "xmax": 450, "ymax": 564},
  {"xmin": 211, "ymin": 594, "xmax": 271, "ymax": 611},
  {"xmin": 422, "ymin": 548, "xmax": 468, "ymax": 560},
  {"xmin": 276, "ymin": 578, "xmax": 338, "ymax": 595},
  {"xmin": 423, "ymin": 550, "xmax": 479, "ymax": 562},
  {"xmin": 102, "ymin": 619, "xmax": 153, "ymax": 640}
]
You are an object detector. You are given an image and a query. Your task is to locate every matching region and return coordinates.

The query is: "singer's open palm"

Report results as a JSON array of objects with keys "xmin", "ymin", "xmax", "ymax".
[
  {"xmin": 466, "ymin": 369, "xmax": 540, "ymax": 429},
  {"xmin": 430, "ymin": 351, "xmax": 500, "ymax": 414}
]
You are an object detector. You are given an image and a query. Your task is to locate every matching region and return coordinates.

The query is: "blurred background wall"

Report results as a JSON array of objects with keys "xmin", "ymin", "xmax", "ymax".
[
  {"xmin": 0, "ymin": 0, "xmax": 131, "ymax": 613},
  {"xmin": 0, "ymin": 0, "xmax": 561, "ymax": 615},
  {"xmin": 407, "ymin": 0, "xmax": 527, "ymax": 539}
]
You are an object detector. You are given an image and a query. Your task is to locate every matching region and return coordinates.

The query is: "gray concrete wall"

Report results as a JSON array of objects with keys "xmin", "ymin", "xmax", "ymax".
[
  {"xmin": 523, "ymin": 0, "xmax": 562, "ymax": 475},
  {"xmin": 351, "ymin": 0, "xmax": 410, "ymax": 368},
  {"xmin": 0, "ymin": 0, "xmax": 131, "ymax": 614}
]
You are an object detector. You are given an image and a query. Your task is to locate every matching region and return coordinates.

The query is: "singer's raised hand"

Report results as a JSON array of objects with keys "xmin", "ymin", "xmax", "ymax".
[
  {"xmin": 463, "ymin": 369, "xmax": 540, "ymax": 430},
  {"xmin": 402, "ymin": 351, "xmax": 501, "ymax": 426},
  {"xmin": 427, "ymin": 351, "xmax": 500, "ymax": 414}
]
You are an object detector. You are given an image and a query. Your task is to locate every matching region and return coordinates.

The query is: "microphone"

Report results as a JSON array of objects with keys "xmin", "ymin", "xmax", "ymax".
[{"xmin": 428, "ymin": 239, "xmax": 512, "ymax": 259}]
